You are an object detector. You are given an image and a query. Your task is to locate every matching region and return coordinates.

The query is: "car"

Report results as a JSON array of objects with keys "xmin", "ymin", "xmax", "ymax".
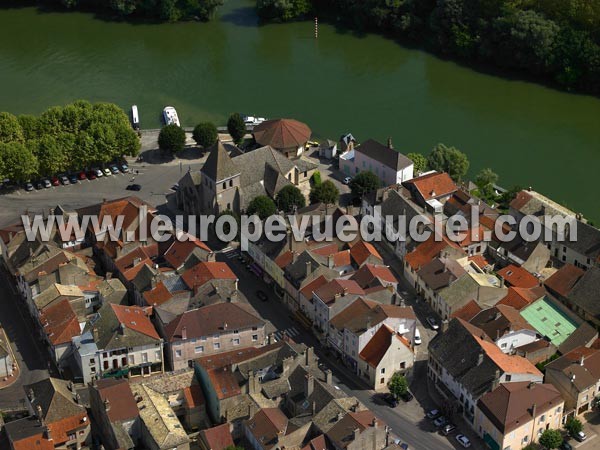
[
  {"xmin": 343, "ymin": 176, "xmax": 352, "ymax": 184},
  {"xmin": 559, "ymin": 441, "xmax": 573, "ymax": 450},
  {"xmin": 110, "ymin": 165, "xmax": 119, "ymax": 174},
  {"xmin": 126, "ymin": 184, "xmax": 142, "ymax": 191},
  {"xmin": 414, "ymin": 327, "xmax": 422, "ymax": 345},
  {"xmin": 399, "ymin": 444, "xmax": 408, "ymax": 450},
  {"xmin": 78, "ymin": 171, "xmax": 87, "ymax": 180},
  {"xmin": 60, "ymin": 175, "xmax": 69, "ymax": 185},
  {"xmin": 68, "ymin": 174, "xmax": 78, "ymax": 184},
  {"xmin": 381, "ymin": 393, "xmax": 398, "ymax": 408},
  {"xmin": 42, "ymin": 179, "xmax": 51, "ymax": 188},
  {"xmin": 400, "ymin": 391, "xmax": 413, "ymax": 402},
  {"xmin": 87, "ymin": 170, "xmax": 97, "ymax": 180},
  {"xmin": 442, "ymin": 423, "xmax": 456, "ymax": 435},
  {"xmin": 433, "ymin": 416, "xmax": 447, "ymax": 427},
  {"xmin": 51, "ymin": 176, "xmax": 60, "ymax": 186},
  {"xmin": 103, "ymin": 168, "xmax": 112, "ymax": 176},
  {"xmin": 120, "ymin": 163, "xmax": 129, "ymax": 173},
  {"xmin": 573, "ymin": 431, "xmax": 587, "ymax": 442},
  {"xmin": 256, "ymin": 290, "xmax": 268, "ymax": 301},
  {"xmin": 426, "ymin": 409, "xmax": 440, "ymax": 419},
  {"xmin": 427, "ymin": 317, "xmax": 439, "ymax": 330},
  {"xmin": 34, "ymin": 181, "xmax": 43, "ymax": 190},
  {"xmin": 93, "ymin": 168, "xmax": 103, "ymax": 178},
  {"xmin": 455, "ymin": 434, "xmax": 471, "ymax": 448},
  {"xmin": 24, "ymin": 182, "xmax": 34, "ymax": 192}
]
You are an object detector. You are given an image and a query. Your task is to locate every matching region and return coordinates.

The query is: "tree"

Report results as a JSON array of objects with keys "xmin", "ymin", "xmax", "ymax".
[
  {"xmin": 17, "ymin": 115, "xmax": 39, "ymax": 141},
  {"xmin": 349, "ymin": 171, "xmax": 380, "ymax": 200},
  {"xmin": 257, "ymin": 0, "xmax": 311, "ymax": 21},
  {"xmin": 311, "ymin": 170, "xmax": 322, "ymax": 186},
  {"xmin": 34, "ymin": 135, "xmax": 68, "ymax": 176},
  {"xmin": 0, "ymin": 142, "xmax": 38, "ymax": 182},
  {"xmin": 247, "ymin": 195, "xmax": 277, "ymax": 220},
  {"xmin": 407, "ymin": 152, "xmax": 428, "ymax": 174},
  {"xmin": 192, "ymin": 122, "xmax": 218, "ymax": 148},
  {"xmin": 309, "ymin": 180, "xmax": 339, "ymax": 205},
  {"xmin": 0, "ymin": 112, "xmax": 24, "ymax": 143},
  {"xmin": 539, "ymin": 429, "xmax": 563, "ymax": 449},
  {"xmin": 158, "ymin": 124, "xmax": 186, "ymax": 154},
  {"xmin": 227, "ymin": 113, "xmax": 246, "ymax": 144},
  {"xmin": 475, "ymin": 168, "xmax": 499, "ymax": 199},
  {"xmin": 276, "ymin": 185, "xmax": 306, "ymax": 212},
  {"xmin": 388, "ymin": 373, "xmax": 408, "ymax": 399},
  {"xmin": 427, "ymin": 143, "xmax": 470, "ymax": 182},
  {"xmin": 565, "ymin": 417, "xmax": 583, "ymax": 436}
]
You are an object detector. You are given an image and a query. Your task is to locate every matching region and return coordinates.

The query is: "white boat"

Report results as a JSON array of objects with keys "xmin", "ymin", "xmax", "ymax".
[
  {"xmin": 131, "ymin": 105, "xmax": 140, "ymax": 129},
  {"xmin": 243, "ymin": 115, "xmax": 267, "ymax": 126},
  {"xmin": 163, "ymin": 106, "xmax": 180, "ymax": 127}
]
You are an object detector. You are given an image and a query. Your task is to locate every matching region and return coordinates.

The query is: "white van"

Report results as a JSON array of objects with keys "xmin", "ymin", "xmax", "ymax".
[{"xmin": 414, "ymin": 328, "xmax": 422, "ymax": 345}]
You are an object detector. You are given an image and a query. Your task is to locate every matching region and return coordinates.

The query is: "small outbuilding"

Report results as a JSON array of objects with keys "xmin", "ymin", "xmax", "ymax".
[{"xmin": 252, "ymin": 118, "xmax": 311, "ymax": 159}]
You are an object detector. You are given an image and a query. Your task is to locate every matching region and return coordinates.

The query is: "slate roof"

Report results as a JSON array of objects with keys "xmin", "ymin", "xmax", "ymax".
[
  {"xmin": 568, "ymin": 220, "xmax": 600, "ymax": 261},
  {"xmin": 355, "ymin": 139, "xmax": 413, "ymax": 171},
  {"xmin": 469, "ymin": 304, "xmax": 536, "ymax": 342},
  {"xmin": 164, "ymin": 302, "xmax": 264, "ymax": 342},
  {"xmin": 546, "ymin": 347, "xmax": 600, "ymax": 392},
  {"xmin": 202, "ymin": 140, "xmax": 240, "ymax": 182},
  {"xmin": 253, "ymin": 118, "xmax": 311, "ymax": 149},
  {"xmin": 326, "ymin": 410, "xmax": 380, "ymax": 449},
  {"xmin": 477, "ymin": 382, "xmax": 563, "ymax": 434},
  {"xmin": 4, "ymin": 416, "xmax": 54, "ymax": 450},
  {"xmin": 568, "ymin": 266, "xmax": 600, "ymax": 320}
]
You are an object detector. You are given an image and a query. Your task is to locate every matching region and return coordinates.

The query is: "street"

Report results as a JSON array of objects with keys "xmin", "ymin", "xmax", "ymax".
[{"xmin": 217, "ymin": 247, "xmax": 472, "ymax": 450}]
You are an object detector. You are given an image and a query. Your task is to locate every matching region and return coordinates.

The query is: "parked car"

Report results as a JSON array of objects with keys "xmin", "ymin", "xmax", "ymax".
[
  {"xmin": 414, "ymin": 327, "xmax": 421, "ymax": 345},
  {"xmin": 24, "ymin": 182, "xmax": 34, "ymax": 192},
  {"xmin": 68, "ymin": 174, "xmax": 78, "ymax": 184},
  {"xmin": 120, "ymin": 163, "xmax": 129, "ymax": 173},
  {"xmin": 382, "ymin": 393, "xmax": 398, "ymax": 408},
  {"xmin": 103, "ymin": 167, "xmax": 112, "ymax": 176},
  {"xmin": 110, "ymin": 165, "xmax": 120, "ymax": 174},
  {"xmin": 126, "ymin": 184, "xmax": 142, "ymax": 191},
  {"xmin": 455, "ymin": 434, "xmax": 471, "ymax": 448},
  {"xmin": 433, "ymin": 416, "xmax": 447, "ymax": 428},
  {"xmin": 59, "ymin": 175, "xmax": 69, "ymax": 185},
  {"xmin": 78, "ymin": 171, "xmax": 87, "ymax": 180},
  {"xmin": 87, "ymin": 170, "xmax": 97, "ymax": 180},
  {"xmin": 559, "ymin": 441, "xmax": 573, "ymax": 450},
  {"xmin": 34, "ymin": 181, "xmax": 43, "ymax": 190},
  {"xmin": 343, "ymin": 176, "xmax": 352, "ymax": 184},
  {"xmin": 400, "ymin": 391, "xmax": 413, "ymax": 402},
  {"xmin": 573, "ymin": 431, "xmax": 587, "ymax": 442},
  {"xmin": 442, "ymin": 423, "xmax": 456, "ymax": 436},
  {"xmin": 51, "ymin": 176, "xmax": 60, "ymax": 186},
  {"xmin": 256, "ymin": 290, "xmax": 268, "ymax": 302},
  {"xmin": 93, "ymin": 168, "xmax": 103, "ymax": 178},
  {"xmin": 426, "ymin": 409, "xmax": 440, "ymax": 420},
  {"xmin": 42, "ymin": 179, "xmax": 51, "ymax": 188},
  {"xmin": 427, "ymin": 317, "xmax": 439, "ymax": 330}
]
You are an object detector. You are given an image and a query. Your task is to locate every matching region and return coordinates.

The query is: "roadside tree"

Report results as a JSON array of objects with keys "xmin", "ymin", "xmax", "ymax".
[
  {"xmin": 0, "ymin": 142, "xmax": 38, "ymax": 182},
  {"xmin": 407, "ymin": 152, "xmax": 428, "ymax": 174},
  {"xmin": 309, "ymin": 180, "xmax": 339, "ymax": 205},
  {"xmin": 247, "ymin": 195, "xmax": 277, "ymax": 220},
  {"xmin": 276, "ymin": 185, "xmax": 306, "ymax": 212},
  {"xmin": 0, "ymin": 112, "xmax": 24, "ymax": 144},
  {"xmin": 227, "ymin": 113, "xmax": 246, "ymax": 144},
  {"xmin": 349, "ymin": 171, "xmax": 380, "ymax": 200},
  {"xmin": 388, "ymin": 373, "xmax": 408, "ymax": 399},
  {"xmin": 158, "ymin": 124, "xmax": 186, "ymax": 154},
  {"xmin": 193, "ymin": 122, "xmax": 218, "ymax": 148},
  {"xmin": 538, "ymin": 429, "xmax": 562, "ymax": 449}
]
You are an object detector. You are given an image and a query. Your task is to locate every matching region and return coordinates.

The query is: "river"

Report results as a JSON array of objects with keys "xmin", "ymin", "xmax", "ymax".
[{"xmin": 0, "ymin": 1, "xmax": 599, "ymax": 220}]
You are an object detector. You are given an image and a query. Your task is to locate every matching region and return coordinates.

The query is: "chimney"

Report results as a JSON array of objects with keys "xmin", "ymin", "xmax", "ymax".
[
  {"xmin": 104, "ymin": 398, "xmax": 111, "ymax": 411},
  {"xmin": 28, "ymin": 388, "xmax": 35, "ymax": 401},
  {"xmin": 372, "ymin": 418, "xmax": 378, "ymax": 428},
  {"xmin": 580, "ymin": 355, "xmax": 585, "ymax": 366},
  {"xmin": 441, "ymin": 320, "xmax": 449, "ymax": 333},
  {"xmin": 43, "ymin": 426, "xmax": 52, "ymax": 441},
  {"xmin": 342, "ymin": 287, "xmax": 348, "ymax": 296},
  {"xmin": 105, "ymin": 272, "xmax": 113, "ymax": 280},
  {"xmin": 570, "ymin": 373, "xmax": 576, "ymax": 383},
  {"xmin": 492, "ymin": 370, "xmax": 501, "ymax": 390},
  {"xmin": 312, "ymin": 401, "xmax": 316, "ymax": 416},
  {"xmin": 325, "ymin": 368, "xmax": 333, "ymax": 385},
  {"xmin": 353, "ymin": 428, "xmax": 361, "ymax": 441},
  {"xmin": 304, "ymin": 373, "xmax": 314, "ymax": 398},
  {"xmin": 531, "ymin": 403, "xmax": 537, "ymax": 418},
  {"xmin": 528, "ymin": 382, "xmax": 535, "ymax": 390},
  {"xmin": 305, "ymin": 347, "xmax": 314, "ymax": 366},
  {"xmin": 36, "ymin": 405, "xmax": 44, "ymax": 425},
  {"xmin": 248, "ymin": 370, "xmax": 257, "ymax": 395},
  {"xmin": 133, "ymin": 257, "xmax": 142, "ymax": 266},
  {"xmin": 328, "ymin": 254, "xmax": 334, "ymax": 269},
  {"xmin": 499, "ymin": 276, "xmax": 505, "ymax": 288},
  {"xmin": 181, "ymin": 326, "xmax": 187, "ymax": 340},
  {"xmin": 92, "ymin": 327, "xmax": 99, "ymax": 342},
  {"xmin": 477, "ymin": 351, "xmax": 484, "ymax": 366},
  {"xmin": 119, "ymin": 322, "xmax": 126, "ymax": 335},
  {"xmin": 387, "ymin": 137, "xmax": 393, "ymax": 149},
  {"xmin": 305, "ymin": 261, "xmax": 311, "ymax": 278}
]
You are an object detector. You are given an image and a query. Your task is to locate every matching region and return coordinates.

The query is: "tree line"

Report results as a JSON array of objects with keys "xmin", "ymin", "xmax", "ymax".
[
  {"xmin": 18, "ymin": 0, "xmax": 223, "ymax": 22},
  {"xmin": 0, "ymin": 100, "xmax": 140, "ymax": 183},
  {"xmin": 257, "ymin": 0, "xmax": 600, "ymax": 95}
]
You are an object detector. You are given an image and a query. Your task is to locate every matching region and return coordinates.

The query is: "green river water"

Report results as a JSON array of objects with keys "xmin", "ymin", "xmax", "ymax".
[{"xmin": 0, "ymin": 0, "xmax": 599, "ymax": 219}]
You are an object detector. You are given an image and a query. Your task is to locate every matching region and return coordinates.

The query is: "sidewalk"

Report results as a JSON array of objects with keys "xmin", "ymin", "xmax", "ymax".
[{"xmin": 0, "ymin": 327, "xmax": 20, "ymax": 390}]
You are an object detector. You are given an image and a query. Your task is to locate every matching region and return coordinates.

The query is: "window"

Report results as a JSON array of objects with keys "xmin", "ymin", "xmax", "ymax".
[
  {"xmin": 380, "ymin": 368, "xmax": 385, "ymax": 374},
  {"xmin": 89, "ymin": 358, "xmax": 95, "ymax": 365},
  {"xmin": 195, "ymin": 346, "xmax": 204, "ymax": 354},
  {"xmin": 90, "ymin": 367, "xmax": 96, "ymax": 373},
  {"xmin": 380, "ymin": 378, "xmax": 385, "ymax": 384},
  {"xmin": 201, "ymin": 336, "xmax": 207, "ymax": 341},
  {"xmin": 227, "ymin": 203, "xmax": 231, "ymax": 210},
  {"xmin": 142, "ymin": 353, "xmax": 148, "ymax": 363},
  {"xmin": 222, "ymin": 182, "xmax": 226, "ymax": 189},
  {"xmin": 252, "ymin": 334, "xmax": 258, "ymax": 341},
  {"xmin": 540, "ymin": 414, "xmax": 546, "ymax": 422},
  {"xmin": 229, "ymin": 179, "xmax": 233, "ymax": 187},
  {"xmin": 214, "ymin": 342, "xmax": 220, "ymax": 350},
  {"xmin": 505, "ymin": 375, "xmax": 512, "ymax": 382},
  {"xmin": 155, "ymin": 351, "xmax": 161, "ymax": 360},
  {"xmin": 128, "ymin": 355, "xmax": 135, "ymax": 365},
  {"xmin": 213, "ymin": 334, "xmax": 219, "ymax": 339},
  {"xmin": 233, "ymin": 338, "xmax": 240, "ymax": 346},
  {"xmin": 501, "ymin": 343, "xmax": 507, "ymax": 349},
  {"xmin": 175, "ymin": 349, "xmax": 182, "ymax": 358},
  {"xmin": 234, "ymin": 329, "xmax": 239, "ymax": 334}
]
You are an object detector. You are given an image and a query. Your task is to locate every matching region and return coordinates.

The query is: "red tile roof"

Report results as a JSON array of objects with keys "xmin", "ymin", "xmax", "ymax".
[
  {"xmin": 510, "ymin": 190, "xmax": 533, "ymax": 212},
  {"xmin": 181, "ymin": 262, "xmax": 237, "ymax": 291},
  {"xmin": 110, "ymin": 304, "xmax": 160, "ymax": 340},
  {"xmin": 142, "ymin": 281, "xmax": 173, "ymax": 306},
  {"xmin": 498, "ymin": 265, "xmax": 539, "ymax": 289},
  {"xmin": 359, "ymin": 325, "xmax": 410, "ymax": 367},
  {"xmin": 311, "ymin": 243, "xmax": 339, "ymax": 257},
  {"xmin": 114, "ymin": 246, "xmax": 154, "ymax": 273},
  {"xmin": 351, "ymin": 264, "xmax": 397, "ymax": 288},
  {"xmin": 404, "ymin": 172, "xmax": 457, "ymax": 201},
  {"xmin": 199, "ymin": 423, "xmax": 234, "ymax": 450},
  {"xmin": 544, "ymin": 264, "xmax": 585, "ymax": 298},
  {"xmin": 405, "ymin": 235, "xmax": 462, "ymax": 270},
  {"xmin": 164, "ymin": 235, "xmax": 211, "ymax": 269},
  {"xmin": 468, "ymin": 254, "xmax": 490, "ymax": 270},
  {"xmin": 183, "ymin": 384, "xmax": 205, "ymax": 408},
  {"xmin": 331, "ymin": 250, "xmax": 351, "ymax": 267},
  {"xmin": 299, "ymin": 275, "xmax": 328, "ymax": 299},
  {"xmin": 207, "ymin": 366, "xmax": 241, "ymax": 400},
  {"xmin": 350, "ymin": 241, "xmax": 383, "ymax": 266},
  {"xmin": 95, "ymin": 378, "xmax": 139, "ymax": 423},
  {"xmin": 11, "ymin": 432, "xmax": 54, "ymax": 450},
  {"xmin": 314, "ymin": 279, "xmax": 364, "ymax": 304},
  {"xmin": 253, "ymin": 118, "xmax": 311, "ymax": 149},
  {"xmin": 274, "ymin": 250, "xmax": 294, "ymax": 268},
  {"xmin": 39, "ymin": 299, "xmax": 80, "ymax": 346},
  {"xmin": 246, "ymin": 408, "xmax": 289, "ymax": 446},
  {"xmin": 450, "ymin": 300, "xmax": 483, "ymax": 322},
  {"xmin": 196, "ymin": 343, "xmax": 285, "ymax": 371},
  {"xmin": 497, "ymin": 286, "xmax": 545, "ymax": 311}
]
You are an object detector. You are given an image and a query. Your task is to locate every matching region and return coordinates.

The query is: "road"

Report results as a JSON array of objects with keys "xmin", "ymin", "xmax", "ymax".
[
  {"xmin": 0, "ymin": 268, "xmax": 52, "ymax": 410},
  {"xmin": 216, "ymin": 247, "xmax": 471, "ymax": 450}
]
